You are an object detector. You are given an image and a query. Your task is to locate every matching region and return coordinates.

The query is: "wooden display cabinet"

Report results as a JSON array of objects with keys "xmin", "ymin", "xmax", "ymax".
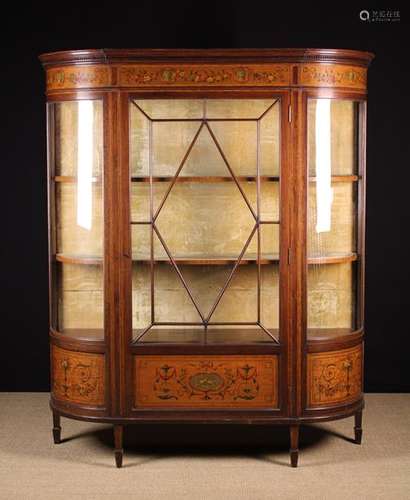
[{"xmin": 40, "ymin": 48, "xmax": 374, "ymax": 467}]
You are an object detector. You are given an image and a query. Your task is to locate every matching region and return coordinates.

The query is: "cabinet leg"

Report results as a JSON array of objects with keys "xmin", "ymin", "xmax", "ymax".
[
  {"xmin": 354, "ymin": 410, "xmax": 363, "ymax": 445},
  {"xmin": 52, "ymin": 411, "xmax": 61, "ymax": 444},
  {"xmin": 114, "ymin": 425, "xmax": 124, "ymax": 468},
  {"xmin": 289, "ymin": 425, "xmax": 299, "ymax": 468}
]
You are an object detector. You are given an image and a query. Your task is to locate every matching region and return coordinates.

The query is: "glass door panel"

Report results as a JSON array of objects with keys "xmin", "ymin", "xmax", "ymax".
[
  {"xmin": 49, "ymin": 100, "xmax": 104, "ymax": 340},
  {"xmin": 130, "ymin": 97, "xmax": 281, "ymax": 344},
  {"xmin": 307, "ymin": 98, "xmax": 360, "ymax": 340}
]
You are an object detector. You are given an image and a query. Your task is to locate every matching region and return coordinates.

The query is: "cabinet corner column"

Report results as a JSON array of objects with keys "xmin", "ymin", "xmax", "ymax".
[{"xmin": 104, "ymin": 91, "xmax": 127, "ymax": 417}]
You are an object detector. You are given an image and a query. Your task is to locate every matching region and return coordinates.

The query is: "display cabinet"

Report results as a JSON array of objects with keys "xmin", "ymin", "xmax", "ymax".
[{"xmin": 40, "ymin": 48, "xmax": 374, "ymax": 467}]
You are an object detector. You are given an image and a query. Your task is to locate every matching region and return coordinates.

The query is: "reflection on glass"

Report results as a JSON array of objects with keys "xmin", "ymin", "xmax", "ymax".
[
  {"xmin": 76, "ymin": 100, "xmax": 94, "ymax": 230},
  {"xmin": 315, "ymin": 99, "xmax": 332, "ymax": 234},
  {"xmin": 308, "ymin": 99, "xmax": 358, "ymax": 176},
  {"xmin": 55, "ymin": 100, "xmax": 103, "ymax": 177}
]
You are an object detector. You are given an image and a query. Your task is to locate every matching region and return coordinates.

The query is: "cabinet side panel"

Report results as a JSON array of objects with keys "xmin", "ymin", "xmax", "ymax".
[
  {"xmin": 306, "ymin": 344, "xmax": 362, "ymax": 408},
  {"xmin": 52, "ymin": 345, "xmax": 106, "ymax": 406}
]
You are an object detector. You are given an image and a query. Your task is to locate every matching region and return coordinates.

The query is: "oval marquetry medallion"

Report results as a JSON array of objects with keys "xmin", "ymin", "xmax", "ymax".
[{"xmin": 189, "ymin": 372, "xmax": 225, "ymax": 393}]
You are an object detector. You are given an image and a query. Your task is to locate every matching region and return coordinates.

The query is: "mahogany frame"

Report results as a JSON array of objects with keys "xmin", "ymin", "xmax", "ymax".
[
  {"xmin": 40, "ymin": 48, "xmax": 374, "ymax": 468},
  {"xmin": 122, "ymin": 89, "xmax": 292, "ymax": 425}
]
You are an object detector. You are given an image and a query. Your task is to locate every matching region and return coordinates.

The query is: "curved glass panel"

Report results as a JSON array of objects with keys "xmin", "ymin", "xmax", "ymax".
[
  {"xmin": 307, "ymin": 98, "xmax": 359, "ymax": 339},
  {"xmin": 49, "ymin": 100, "xmax": 104, "ymax": 339}
]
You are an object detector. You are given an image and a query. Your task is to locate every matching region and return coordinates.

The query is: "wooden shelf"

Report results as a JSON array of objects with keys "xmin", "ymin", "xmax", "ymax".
[
  {"xmin": 134, "ymin": 253, "xmax": 279, "ymax": 265},
  {"xmin": 53, "ymin": 176, "xmax": 100, "ymax": 183},
  {"xmin": 307, "ymin": 328, "xmax": 360, "ymax": 342},
  {"xmin": 133, "ymin": 327, "xmax": 277, "ymax": 344},
  {"xmin": 55, "ymin": 254, "xmax": 102, "ymax": 265},
  {"xmin": 307, "ymin": 253, "xmax": 358, "ymax": 265},
  {"xmin": 131, "ymin": 175, "xmax": 279, "ymax": 183},
  {"xmin": 52, "ymin": 329, "xmax": 104, "ymax": 342},
  {"xmin": 132, "ymin": 327, "xmax": 360, "ymax": 344},
  {"xmin": 52, "ymin": 174, "xmax": 358, "ymax": 184},
  {"xmin": 55, "ymin": 252, "xmax": 358, "ymax": 266},
  {"xmin": 51, "ymin": 327, "xmax": 360, "ymax": 345},
  {"xmin": 309, "ymin": 175, "xmax": 360, "ymax": 183},
  {"xmin": 131, "ymin": 175, "xmax": 359, "ymax": 183}
]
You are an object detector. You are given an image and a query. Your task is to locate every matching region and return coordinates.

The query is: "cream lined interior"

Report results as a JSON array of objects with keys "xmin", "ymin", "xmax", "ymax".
[{"xmin": 51, "ymin": 97, "xmax": 359, "ymax": 337}]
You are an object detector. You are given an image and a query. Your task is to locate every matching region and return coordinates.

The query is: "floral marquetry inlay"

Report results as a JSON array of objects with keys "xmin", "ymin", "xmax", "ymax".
[
  {"xmin": 46, "ymin": 65, "xmax": 112, "ymax": 90},
  {"xmin": 134, "ymin": 355, "xmax": 278, "ymax": 408},
  {"xmin": 52, "ymin": 346, "xmax": 105, "ymax": 406},
  {"xmin": 118, "ymin": 64, "xmax": 291, "ymax": 86},
  {"xmin": 307, "ymin": 345, "xmax": 362, "ymax": 407},
  {"xmin": 300, "ymin": 64, "xmax": 367, "ymax": 89},
  {"xmin": 44, "ymin": 62, "xmax": 369, "ymax": 90}
]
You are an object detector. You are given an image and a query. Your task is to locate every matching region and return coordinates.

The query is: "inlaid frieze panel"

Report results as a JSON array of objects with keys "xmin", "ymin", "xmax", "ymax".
[
  {"xmin": 134, "ymin": 355, "xmax": 278, "ymax": 408},
  {"xmin": 45, "ymin": 62, "xmax": 369, "ymax": 91},
  {"xmin": 47, "ymin": 65, "xmax": 112, "ymax": 90},
  {"xmin": 52, "ymin": 346, "xmax": 105, "ymax": 406},
  {"xmin": 300, "ymin": 64, "xmax": 367, "ymax": 90},
  {"xmin": 307, "ymin": 345, "xmax": 362, "ymax": 407},
  {"xmin": 119, "ymin": 64, "xmax": 291, "ymax": 87}
]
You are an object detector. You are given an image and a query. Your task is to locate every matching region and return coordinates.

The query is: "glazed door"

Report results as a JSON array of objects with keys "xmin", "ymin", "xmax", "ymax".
[{"xmin": 124, "ymin": 92, "xmax": 291, "ymax": 414}]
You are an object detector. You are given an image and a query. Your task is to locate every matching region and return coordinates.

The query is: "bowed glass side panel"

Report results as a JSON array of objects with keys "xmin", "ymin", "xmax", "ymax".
[
  {"xmin": 48, "ymin": 100, "xmax": 104, "ymax": 342},
  {"xmin": 307, "ymin": 98, "xmax": 361, "ymax": 341}
]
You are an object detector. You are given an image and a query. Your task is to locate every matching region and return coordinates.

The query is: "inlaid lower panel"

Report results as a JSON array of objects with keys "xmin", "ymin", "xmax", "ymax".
[
  {"xmin": 134, "ymin": 355, "xmax": 278, "ymax": 408},
  {"xmin": 52, "ymin": 345, "xmax": 105, "ymax": 406},
  {"xmin": 307, "ymin": 344, "xmax": 362, "ymax": 408}
]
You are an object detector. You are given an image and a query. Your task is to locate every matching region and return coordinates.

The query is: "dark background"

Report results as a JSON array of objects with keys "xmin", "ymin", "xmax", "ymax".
[{"xmin": 1, "ymin": 2, "xmax": 409, "ymax": 392}]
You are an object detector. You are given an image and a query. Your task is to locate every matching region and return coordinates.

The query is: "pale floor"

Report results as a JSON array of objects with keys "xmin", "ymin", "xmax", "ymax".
[{"xmin": 0, "ymin": 393, "xmax": 409, "ymax": 500}]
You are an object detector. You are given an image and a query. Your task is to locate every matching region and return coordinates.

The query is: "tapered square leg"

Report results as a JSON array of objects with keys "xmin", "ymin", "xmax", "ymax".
[
  {"xmin": 289, "ymin": 425, "xmax": 299, "ymax": 468},
  {"xmin": 52, "ymin": 411, "xmax": 61, "ymax": 444},
  {"xmin": 354, "ymin": 410, "xmax": 363, "ymax": 444},
  {"xmin": 114, "ymin": 425, "xmax": 124, "ymax": 468}
]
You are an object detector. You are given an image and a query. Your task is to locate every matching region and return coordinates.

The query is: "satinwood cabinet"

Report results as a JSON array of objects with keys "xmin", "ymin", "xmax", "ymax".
[{"xmin": 40, "ymin": 48, "xmax": 374, "ymax": 467}]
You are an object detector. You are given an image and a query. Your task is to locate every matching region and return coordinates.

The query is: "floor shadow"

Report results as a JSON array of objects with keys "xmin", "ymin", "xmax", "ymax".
[{"xmin": 86, "ymin": 423, "xmax": 349, "ymax": 467}]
